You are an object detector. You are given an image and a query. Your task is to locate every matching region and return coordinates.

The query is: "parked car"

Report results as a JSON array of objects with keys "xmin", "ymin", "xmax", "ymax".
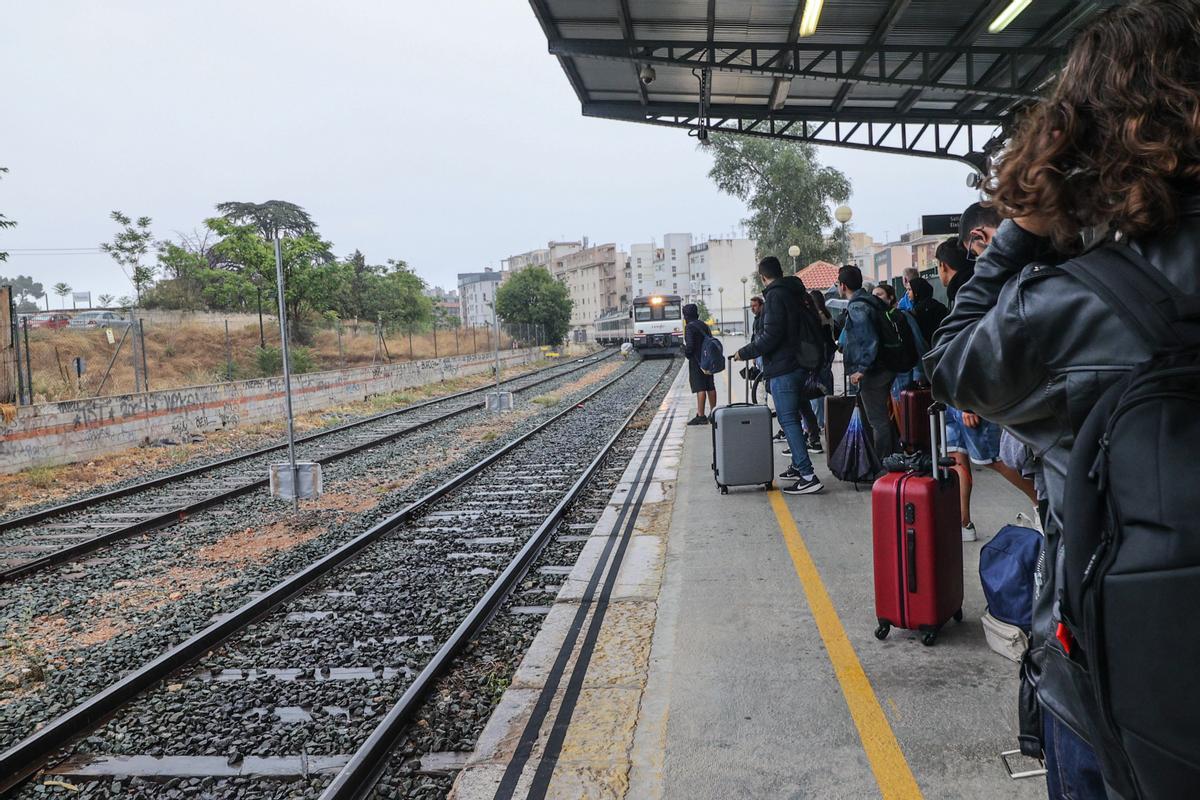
[
  {"xmin": 26, "ymin": 312, "xmax": 72, "ymax": 330},
  {"xmin": 68, "ymin": 311, "xmax": 131, "ymax": 329}
]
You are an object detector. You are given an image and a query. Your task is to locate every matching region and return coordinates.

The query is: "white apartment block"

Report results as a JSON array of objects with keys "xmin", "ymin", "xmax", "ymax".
[
  {"xmin": 552, "ymin": 243, "xmax": 630, "ymax": 339},
  {"xmin": 457, "ymin": 269, "xmax": 503, "ymax": 328},
  {"xmin": 687, "ymin": 237, "xmax": 757, "ymax": 327},
  {"xmin": 503, "ymin": 240, "xmax": 583, "ymax": 273},
  {"xmin": 629, "ymin": 242, "xmax": 658, "ymax": 298}
]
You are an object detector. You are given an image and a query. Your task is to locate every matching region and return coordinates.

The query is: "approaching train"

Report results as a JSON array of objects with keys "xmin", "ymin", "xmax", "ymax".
[{"xmin": 594, "ymin": 294, "xmax": 683, "ymax": 357}]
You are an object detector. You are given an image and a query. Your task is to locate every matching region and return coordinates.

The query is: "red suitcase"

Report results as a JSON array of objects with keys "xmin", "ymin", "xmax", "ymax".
[
  {"xmin": 897, "ymin": 385, "xmax": 933, "ymax": 453},
  {"xmin": 871, "ymin": 403, "xmax": 963, "ymax": 646}
]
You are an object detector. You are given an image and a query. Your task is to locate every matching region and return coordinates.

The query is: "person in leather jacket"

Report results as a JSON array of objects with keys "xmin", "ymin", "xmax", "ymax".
[{"xmin": 924, "ymin": 2, "xmax": 1200, "ymax": 797}]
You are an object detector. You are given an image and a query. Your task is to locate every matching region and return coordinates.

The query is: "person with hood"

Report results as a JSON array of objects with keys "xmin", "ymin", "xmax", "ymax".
[
  {"xmin": 836, "ymin": 264, "xmax": 896, "ymax": 460},
  {"xmin": 906, "ymin": 276, "xmax": 948, "ymax": 345},
  {"xmin": 682, "ymin": 303, "xmax": 716, "ymax": 426},
  {"xmin": 732, "ymin": 256, "xmax": 825, "ymax": 495}
]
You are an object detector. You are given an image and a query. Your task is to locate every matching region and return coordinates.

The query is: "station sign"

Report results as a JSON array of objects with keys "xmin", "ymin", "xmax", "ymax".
[{"xmin": 922, "ymin": 214, "xmax": 961, "ymax": 236}]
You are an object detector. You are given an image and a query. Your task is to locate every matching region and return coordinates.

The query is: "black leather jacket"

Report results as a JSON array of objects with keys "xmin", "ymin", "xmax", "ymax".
[
  {"xmin": 926, "ymin": 201, "xmax": 1200, "ymax": 517},
  {"xmin": 925, "ymin": 195, "xmax": 1200, "ymax": 745}
]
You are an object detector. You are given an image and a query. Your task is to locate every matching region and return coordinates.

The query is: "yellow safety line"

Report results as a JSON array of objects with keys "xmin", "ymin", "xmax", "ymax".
[{"xmin": 768, "ymin": 489, "xmax": 924, "ymax": 800}]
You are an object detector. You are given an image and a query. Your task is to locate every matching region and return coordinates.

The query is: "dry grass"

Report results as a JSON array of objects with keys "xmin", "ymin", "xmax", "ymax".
[
  {"xmin": 0, "ymin": 357, "xmax": 561, "ymax": 514},
  {"xmin": 17, "ymin": 321, "xmax": 515, "ymax": 403}
]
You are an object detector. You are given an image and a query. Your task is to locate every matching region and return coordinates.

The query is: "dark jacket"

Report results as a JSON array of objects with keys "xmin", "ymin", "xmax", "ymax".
[
  {"xmin": 736, "ymin": 276, "xmax": 814, "ymax": 379},
  {"xmin": 924, "ymin": 197, "xmax": 1200, "ymax": 747},
  {"xmin": 945, "ymin": 266, "xmax": 974, "ymax": 309},
  {"xmin": 752, "ymin": 310, "xmax": 763, "ymax": 339},
  {"xmin": 842, "ymin": 289, "xmax": 886, "ymax": 375},
  {"xmin": 683, "ymin": 318, "xmax": 710, "ymax": 361}
]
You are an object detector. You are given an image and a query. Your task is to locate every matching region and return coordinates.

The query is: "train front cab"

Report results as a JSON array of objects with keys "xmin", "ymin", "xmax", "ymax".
[{"xmin": 632, "ymin": 295, "xmax": 683, "ymax": 358}]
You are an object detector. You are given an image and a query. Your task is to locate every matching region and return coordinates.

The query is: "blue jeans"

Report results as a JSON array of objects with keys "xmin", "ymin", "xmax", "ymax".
[
  {"xmin": 768, "ymin": 368, "xmax": 816, "ymax": 475},
  {"xmin": 1043, "ymin": 713, "xmax": 1107, "ymax": 800}
]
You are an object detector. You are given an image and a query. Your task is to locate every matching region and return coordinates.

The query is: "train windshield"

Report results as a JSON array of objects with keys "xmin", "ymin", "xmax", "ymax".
[{"xmin": 634, "ymin": 301, "xmax": 681, "ymax": 322}]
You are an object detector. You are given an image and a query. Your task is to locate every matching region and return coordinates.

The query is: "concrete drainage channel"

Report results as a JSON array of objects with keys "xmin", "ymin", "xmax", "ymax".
[{"xmin": 0, "ymin": 357, "xmax": 676, "ymax": 799}]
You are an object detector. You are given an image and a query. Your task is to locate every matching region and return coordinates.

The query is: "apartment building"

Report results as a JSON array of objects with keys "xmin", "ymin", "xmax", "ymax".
[
  {"xmin": 687, "ymin": 237, "xmax": 757, "ymax": 327},
  {"xmin": 456, "ymin": 269, "xmax": 502, "ymax": 327},
  {"xmin": 629, "ymin": 242, "xmax": 659, "ymax": 298},
  {"xmin": 552, "ymin": 243, "xmax": 630, "ymax": 340},
  {"xmin": 502, "ymin": 240, "xmax": 583, "ymax": 274}
]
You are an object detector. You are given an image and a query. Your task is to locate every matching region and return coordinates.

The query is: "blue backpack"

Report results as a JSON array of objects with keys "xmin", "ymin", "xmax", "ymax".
[
  {"xmin": 978, "ymin": 525, "xmax": 1041, "ymax": 631},
  {"xmin": 699, "ymin": 334, "xmax": 725, "ymax": 375}
]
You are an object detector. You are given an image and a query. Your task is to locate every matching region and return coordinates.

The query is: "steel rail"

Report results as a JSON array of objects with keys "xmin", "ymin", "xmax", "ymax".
[
  {"xmin": 0, "ymin": 350, "xmax": 609, "ymax": 535},
  {"xmin": 0, "ymin": 357, "xmax": 670, "ymax": 796},
  {"xmin": 0, "ymin": 351, "xmax": 614, "ymax": 583},
  {"xmin": 319, "ymin": 359, "xmax": 675, "ymax": 800}
]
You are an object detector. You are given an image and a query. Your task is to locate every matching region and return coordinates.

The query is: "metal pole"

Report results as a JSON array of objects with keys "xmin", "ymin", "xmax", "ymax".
[
  {"xmin": 257, "ymin": 287, "xmax": 265, "ymax": 348},
  {"xmin": 224, "ymin": 319, "xmax": 233, "ymax": 380},
  {"xmin": 492, "ymin": 304, "xmax": 501, "ymax": 402},
  {"xmin": 454, "ymin": 324, "xmax": 459, "ymax": 354},
  {"xmin": 139, "ymin": 320, "xmax": 149, "ymax": 391},
  {"xmin": 274, "ymin": 237, "xmax": 300, "ymax": 515},
  {"xmin": 15, "ymin": 313, "xmax": 27, "ymax": 406},
  {"xmin": 433, "ymin": 323, "xmax": 438, "ymax": 358}
]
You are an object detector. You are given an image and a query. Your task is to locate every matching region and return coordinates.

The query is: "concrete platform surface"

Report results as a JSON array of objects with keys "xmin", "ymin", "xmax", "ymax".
[{"xmin": 453, "ymin": 341, "xmax": 1046, "ymax": 800}]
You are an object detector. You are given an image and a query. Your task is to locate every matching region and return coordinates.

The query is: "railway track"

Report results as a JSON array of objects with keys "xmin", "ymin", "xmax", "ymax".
[
  {"xmin": 0, "ymin": 356, "xmax": 674, "ymax": 798},
  {"xmin": 0, "ymin": 350, "xmax": 613, "ymax": 583}
]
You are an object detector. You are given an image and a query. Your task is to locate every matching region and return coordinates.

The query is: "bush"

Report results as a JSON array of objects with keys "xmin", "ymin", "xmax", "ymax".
[{"xmin": 255, "ymin": 345, "xmax": 315, "ymax": 376}]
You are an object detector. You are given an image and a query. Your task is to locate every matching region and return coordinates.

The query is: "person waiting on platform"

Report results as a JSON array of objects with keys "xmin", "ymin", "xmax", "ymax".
[
  {"xmin": 682, "ymin": 303, "xmax": 716, "ymax": 426},
  {"xmin": 733, "ymin": 257, "xmax": 825, "ymax": 495},
  {"xmin": 927, "ymin": 2, "xmax": 1200, "ymax": 795},
  {"xmin": 836, "ymin": 265, "xmax": 896, "ymax": 460}
]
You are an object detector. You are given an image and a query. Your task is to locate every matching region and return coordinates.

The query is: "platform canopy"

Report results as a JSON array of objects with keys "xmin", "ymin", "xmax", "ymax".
[{"xmin": 529, "ymin": 0, "xmax": 1111, "ymax": 169}]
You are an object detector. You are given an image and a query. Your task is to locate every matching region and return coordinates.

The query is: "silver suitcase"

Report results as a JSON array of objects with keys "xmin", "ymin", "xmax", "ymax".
[{"xmin": 711, "ymin": 356, "xmax": 774, "ymax": 494}]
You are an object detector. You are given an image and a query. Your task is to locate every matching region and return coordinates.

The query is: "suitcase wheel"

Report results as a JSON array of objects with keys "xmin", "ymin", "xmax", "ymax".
[
  {"xmin": 921, "ymin": 631, "xmax": 938, "ymax": 647},
  {"xmin": 874, "ymin": 623, "xmax": 890, "ymax": 641},
  {"xmin": 720, "ymin": 485, "xmax": 728, "ymax": 495},
  {"xmin": 953, "ymin": 608, "xmax": 964, "ymax": 623},
  {"xmin": 763, "ymin": 481, "xmax": 772, "ymax": 490}
]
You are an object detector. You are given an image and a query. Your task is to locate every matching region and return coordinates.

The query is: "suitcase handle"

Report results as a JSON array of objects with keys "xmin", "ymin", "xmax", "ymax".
[
  {"xmin": 725, "ymin": 353, "xmax": 752, "ymax": 404},
  {"xmin": 905, "ymin": 527, "xmax": 918, "ymax": 592},
  {"xmin": 928, "ymin": 402, "xmax": 950, "ymax": 482}
]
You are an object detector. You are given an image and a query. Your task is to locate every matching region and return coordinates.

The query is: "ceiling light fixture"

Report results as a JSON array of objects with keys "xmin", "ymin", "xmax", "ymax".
[
  {"xmin": 798, "ymin": 0, "xmax": 825, "ymax": 38},
  {"xmin": 988, "ymin": 0, "xmax": 1034, "ymax": 33}
]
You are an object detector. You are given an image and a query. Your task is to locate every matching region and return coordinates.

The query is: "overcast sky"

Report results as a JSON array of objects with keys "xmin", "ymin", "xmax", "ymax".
[{"xmin": 1, "ymin": 1, "xmax": 983, "ymax": 301}]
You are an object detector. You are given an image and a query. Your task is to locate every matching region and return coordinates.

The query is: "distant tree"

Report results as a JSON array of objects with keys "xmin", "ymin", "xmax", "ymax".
[
  {"xmin": 215, "ymin": 200, "xmax": 318, "ymax": 242},
  {"xmin": 695, "ymin": 300, "xmax": 711, "ymax": 323},
  {"xmin": 52, "ymin": 282, "xmax": 71, "ymax": 309},
  {"xmin": 117, "ymin": 295, "xmax": 133, "ymax": 309},
  {"xmin": 705, "ymin": 133, "xmax": 851, "ymax": 272},
  {"xmin": 100, "ymin": 211, "xmax": 156, "ymax": 304},
  {"xmin": 372, "ymin": 260, "xmax": 432, "ymax": 333},
  {"xmin": 205, "ymin": 217, "xmax": 344, "ymax": 340},
  {"xmin": 495, "ymin": 267, "xmax": 573, "ymax": 345},
  {"xmin": 0, "ymin": 274, "xmax": 45, "ymax": 310},
  {"xmin": 98, "ymin": 293, "xmax": 115, "ymax": 307},
  {"xmin": 0, "ymin": 167, "xmax": 15, "ymax": 263}
]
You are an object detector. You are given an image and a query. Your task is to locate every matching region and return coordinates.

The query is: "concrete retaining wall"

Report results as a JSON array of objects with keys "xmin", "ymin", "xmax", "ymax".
[{"xmin": 0, "ymin": 348, "xmax": 541, "ymax": 473}]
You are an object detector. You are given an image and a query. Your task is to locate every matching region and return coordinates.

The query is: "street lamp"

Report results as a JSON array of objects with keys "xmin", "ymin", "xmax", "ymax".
[
  {"xmin": 249, "ymin": 271, "xmax": 265, "ymax": 348},
  {"xmin": 835, "ymin": 205, "xmax": 854, "ymax": 265},
  {"xmin": 740, "ymin": 276, "xmax": 748, "ymax": 336},
  {"xmin": 718, "ymin": 286, "xmax": 724, "ymax": 333},
  {"xmin": 787, "ymin": 244, "xmax": 801, "ymax": 274}
]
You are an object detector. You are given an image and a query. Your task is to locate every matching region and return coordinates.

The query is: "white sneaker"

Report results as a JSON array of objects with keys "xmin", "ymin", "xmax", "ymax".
[{"xmin": 962, "ymin": 522, "xmax": 978, "ymax": 542}]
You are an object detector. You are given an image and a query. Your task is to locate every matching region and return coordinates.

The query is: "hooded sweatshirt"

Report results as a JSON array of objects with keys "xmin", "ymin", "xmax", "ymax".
[{"xmin": 735, "ymin": 275, "xmax": 817, "ymax": 379}]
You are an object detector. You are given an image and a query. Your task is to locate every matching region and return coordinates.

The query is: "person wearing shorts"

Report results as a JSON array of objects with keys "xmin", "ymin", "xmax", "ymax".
[
  {"xmin": 682, "ymin": 303, "xmax": 717, "ymax": 425},
  {"xmin": 945, "ymin": 406, "xmax": 1037, "ymax": 541}
]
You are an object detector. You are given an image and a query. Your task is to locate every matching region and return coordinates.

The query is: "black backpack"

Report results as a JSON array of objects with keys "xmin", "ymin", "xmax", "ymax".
[
  {"xmin": 1059, "ymin": 244, "xmax": 1200, "ymax": 799},
  {"xmin": 792, "ymin": 289, "xmax": 828, "ymax": 371},
  {"xmin": 851, "ymin": 296, "xmax": 919, "ymax": 373}
]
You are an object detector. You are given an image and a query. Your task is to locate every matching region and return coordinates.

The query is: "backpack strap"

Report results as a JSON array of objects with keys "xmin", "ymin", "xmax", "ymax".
[{"xmin": 1058, "ymin": 244, "xmax": 1200, "ymax": 349}]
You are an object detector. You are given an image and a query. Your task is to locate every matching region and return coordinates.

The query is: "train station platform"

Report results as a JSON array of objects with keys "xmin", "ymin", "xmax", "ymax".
[{"xmin": 452, "ymin": 340, "xmax": 1046, "ymax": 800}]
